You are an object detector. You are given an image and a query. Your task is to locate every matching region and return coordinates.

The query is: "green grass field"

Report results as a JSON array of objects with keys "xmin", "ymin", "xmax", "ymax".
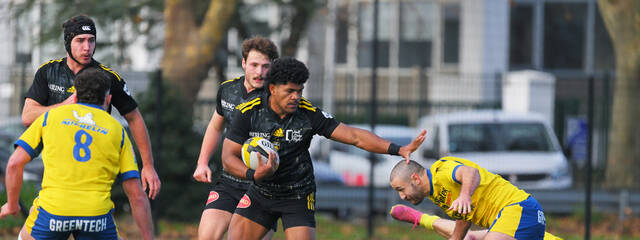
[
  {"xmin": 1, "ymin": 210, "xmax": 638, "ymax": 239},
  {"xmin": 92, "ymin": 214, "xmax": 640, "ymax": 239}
]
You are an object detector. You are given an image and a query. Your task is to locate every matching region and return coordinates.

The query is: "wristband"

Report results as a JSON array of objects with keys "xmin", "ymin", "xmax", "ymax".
[
  {"xmin": 388, "ymin": 143, "xmax": 401, "ymax": 156},
  {"xmin": 245, "ymin": 169, "xmax": 256, "ymax": 181}
]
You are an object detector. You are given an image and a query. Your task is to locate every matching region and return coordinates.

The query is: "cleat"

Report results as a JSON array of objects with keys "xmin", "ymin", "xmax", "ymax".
[{"xmin": 390, "ymin": 204, "xmax": 422, "ymax": 229}]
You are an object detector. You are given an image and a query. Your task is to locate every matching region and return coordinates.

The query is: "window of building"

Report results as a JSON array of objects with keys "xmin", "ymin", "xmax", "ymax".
[
  {"xmin": 357, "ymin": 1, "xmax": 391, "ymax": 68},
  {"xmin": 509, "ymin": 4, "xmax": 534, "ymax": 69},
  {"xmin": 335, "ymin": 5, "xmax": 349, "ymax": 64},
  {"xmin": 442, "ymin": 4, "xmax": 460, "ymax": 64},
  {"xmin": 543, "ymin": 3, "xmax": 587, "ymax": 69},
  {"xmin": 399, "ymin": 1, "xmax": 436, "ymax": 68}
]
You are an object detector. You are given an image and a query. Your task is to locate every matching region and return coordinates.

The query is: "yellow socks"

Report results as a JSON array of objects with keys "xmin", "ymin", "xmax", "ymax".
[{"xmin": 420, "ymin": 213, "xmax": 440, "ymax": 230}]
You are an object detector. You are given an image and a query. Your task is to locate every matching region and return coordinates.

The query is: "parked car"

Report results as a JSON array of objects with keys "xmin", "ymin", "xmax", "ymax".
[
  {"xmin": 313, "ymin": 124, "xmax": 424, "ymax": 187},
  {"xmin": 415, "ymin": 110, "xmax": 572, "ymax": 190},
  {"xmin": 312, "ymin": 160, "xmax": 345, "ymax": 186}
]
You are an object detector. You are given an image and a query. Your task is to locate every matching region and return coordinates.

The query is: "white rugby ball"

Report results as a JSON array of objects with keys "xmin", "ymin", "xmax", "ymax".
[{"xmin": 241, "ymin": 137, "xmax": 279, "ymax": 170}]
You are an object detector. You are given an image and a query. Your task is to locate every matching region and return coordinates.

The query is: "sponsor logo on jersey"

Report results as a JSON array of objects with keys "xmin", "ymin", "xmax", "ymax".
[
  {"xmin": 273, "ymin": 128, "xmax": 284, "ymax": 138},
  {"xmin": 122, "ymin": 83, "xmax": 131, "ymax": 96},
  {"xmin": 237, "ymin": 194, "xmax": 251, "ymax": 208},
  {"xmin": 62, "ymin": 118, "xmax": 108, "ymax": 135},
  {"xmin": 206, "ymin": 191, "xmax": 219, "ymax": 205},
  {"xmin": 537, "ymin": 210, "xmax": 546, "ymax": 225},
  {"xmin": 433, "ymin": 188, "xmax": 450, "ymax": 208},
  {"xmin": 321, "ymin": 111, "xmax": 333, "ymax": 119},
  {"xmin": 285, "ymin": 129, "xmax": 303, "ymax": 142},
  {"xmin": 73, "ymin": 111, "xmax": 96, "ymax": 125},
  {"xmin": 49, "ymin": 217, "xmax": 108, "ymax": 232},
  {"xmin": 48, "ymin": 84, "xmax": 66, "ymax": 94},
  {"xmin": 249, "ymin": 132, "xmax": 271, "ymax": 139},
  {"xmin": 221, "ymin": 99, "xmax": 235, "ymax": 112}
]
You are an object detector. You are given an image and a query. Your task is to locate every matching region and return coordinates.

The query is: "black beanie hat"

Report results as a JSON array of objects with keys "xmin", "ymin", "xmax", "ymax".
[{"xmin": 62, "ymin": 15, "xmax": 96, "ymax": 65}]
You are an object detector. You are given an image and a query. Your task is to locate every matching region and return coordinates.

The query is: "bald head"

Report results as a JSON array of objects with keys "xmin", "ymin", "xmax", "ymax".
[{"xmin": 390, "ymin": 160, "xmax": 426, "ymax": 182}]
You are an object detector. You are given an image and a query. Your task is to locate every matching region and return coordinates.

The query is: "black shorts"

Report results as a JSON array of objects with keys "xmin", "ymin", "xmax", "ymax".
[
  {"xmin": 204, "ymin": 179, "xmax": 278, "ymax": 231},
  {"xmin": 204, "ymin": 179, "xmax": 248, "ymax": 213},
  {"xmin": 234, "ymin": 185, "xmax": 316, "ymax": 230}
]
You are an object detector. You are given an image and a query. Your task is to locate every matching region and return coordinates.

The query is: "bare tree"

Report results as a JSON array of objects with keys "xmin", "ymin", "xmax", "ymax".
[
  {"xmin": 161, "ymin": 0, "xmax": 235, "ymax": 105},
  {"xmin": 598, "ymin": 0, "xmax": 640, "ymax": 189}
]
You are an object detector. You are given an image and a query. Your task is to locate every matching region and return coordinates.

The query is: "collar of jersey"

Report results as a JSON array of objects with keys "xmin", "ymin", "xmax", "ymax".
[
  {"xmin": 63, "ymin": 57, "xmax": 98, "ymax": 75},
  {"xmin": 78, "ymin": 103, "xmax": 104, "ymax": 110},
  {"xmin": 427, "ymin": 168, "xmax": 434, "ymax": 197}
]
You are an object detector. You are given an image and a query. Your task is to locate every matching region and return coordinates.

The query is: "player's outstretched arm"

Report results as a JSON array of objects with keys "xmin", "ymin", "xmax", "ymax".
[
  {"xmin": 0, "ymin": 147, "xmax": 31, "ymax": 218},
  {"xmin": 399, "ymin": 129, "xmax": 426, "ymax": 162},
  {"xmin": 124, "ymin": 108, "xmax": 161, "ymax": 199},
  {"xmin": 193, "ymin": 111, "xmax": 225, "ymax": 183},
  {"xmin": 329, "ymin": 124, "xmax": 426, "ymax": 159},
  {"xmin": 122, "ymin": 178, "xmax": 154, "ymax": 240}
]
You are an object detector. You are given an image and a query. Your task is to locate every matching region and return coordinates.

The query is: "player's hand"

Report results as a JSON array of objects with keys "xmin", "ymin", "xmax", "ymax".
[
  {"xmin": 141, "ymin": 166, "xmax": 161, "ymax": 200},
  {"xmin": 449, "ymin": 194, "xmax": 472, "ymax": 215},
  {"xmin": 401, "ymin": 129, "xmax": 427, "ymax": 163},
  {"xmin": 0, "ymin": 202, "xmax": 20, "ymax": 219},
  {"xmin": 193, "ymin": 163, "xmax": 212, "ymax": 183},
  {"xmin": 62, "ymin": 92, "xmax": 77, "ymax": 105},
  {"xmin": 254, "ymin": 151, "xmax": 277, "ymax": 181}
]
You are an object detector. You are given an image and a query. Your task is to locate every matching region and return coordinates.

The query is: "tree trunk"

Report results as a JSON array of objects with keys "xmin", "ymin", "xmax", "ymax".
[
  {"xmin": 598, "ymin": 0, "xmax": 640, "ymax": 189},
  {"xmin": 281, "ymin": 1, "xmax": 320, "ymax": 57},
  {"xmin": 162, "ymin": 0, "xmax": 235, "ymax": 105}
]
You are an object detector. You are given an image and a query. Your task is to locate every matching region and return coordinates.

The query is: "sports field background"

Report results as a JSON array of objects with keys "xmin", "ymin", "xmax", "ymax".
[{"xmin": 1, "ymin": 213, "xmax": 639, "ymax": 240}]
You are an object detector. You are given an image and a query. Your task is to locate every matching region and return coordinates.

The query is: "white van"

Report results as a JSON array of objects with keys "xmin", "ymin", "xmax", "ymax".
[{"xmin": 416, "ymin": 110, "xmax": 572, "ymax": 190}]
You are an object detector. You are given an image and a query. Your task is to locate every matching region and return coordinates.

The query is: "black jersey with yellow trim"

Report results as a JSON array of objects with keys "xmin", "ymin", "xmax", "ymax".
[
  {"xmin": 226, "ymin": 95, "xmax": 340, "ymax": 200},
  {"xmin": 25, "ymin": 57, "xmax": 137, "ymax": 115},
  {"xmin": 215, "ymin": 75, "xmax": 265, "ymax": 187},
  {"xmin": 215, "ymin": 76, "xmax": 264, "ymax": 127}
]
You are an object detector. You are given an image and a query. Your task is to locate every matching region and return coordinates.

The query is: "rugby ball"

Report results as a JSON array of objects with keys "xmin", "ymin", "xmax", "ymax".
[{"xmin": 241, "ymin": 137, "xmax": 279, "ymax": 170}]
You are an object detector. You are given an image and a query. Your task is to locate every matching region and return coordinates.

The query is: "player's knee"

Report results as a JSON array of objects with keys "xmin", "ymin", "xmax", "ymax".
[{"xmin": 19, "ymin": 227, "xmax": 35, "ymax": 240}]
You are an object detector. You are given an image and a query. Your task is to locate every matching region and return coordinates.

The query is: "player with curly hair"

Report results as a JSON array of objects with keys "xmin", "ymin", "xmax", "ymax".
[{"xmin": 221, "ymin": 57, "xmax": 427, "ymax": 239}]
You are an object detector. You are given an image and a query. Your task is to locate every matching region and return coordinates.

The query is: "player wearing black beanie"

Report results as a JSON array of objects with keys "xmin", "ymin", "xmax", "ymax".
[
  {"xmin": 22, "ymin": 15, "xmax": 162, "ymax": 201},
  {"xmin": 62, "ymin": 15, "xmax": 96, "ymax": 65}
]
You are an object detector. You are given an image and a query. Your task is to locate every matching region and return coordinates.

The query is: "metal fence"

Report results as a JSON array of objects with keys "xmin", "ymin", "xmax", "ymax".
[{"xmin": 316, "ymin": 185, "xmax": 640, "ymax": 219}]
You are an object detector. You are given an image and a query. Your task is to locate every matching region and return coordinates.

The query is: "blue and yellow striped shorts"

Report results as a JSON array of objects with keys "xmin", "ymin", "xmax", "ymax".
[{"xmin": 488, "ymin": 196, "xmax": 546, "ymax": 240}]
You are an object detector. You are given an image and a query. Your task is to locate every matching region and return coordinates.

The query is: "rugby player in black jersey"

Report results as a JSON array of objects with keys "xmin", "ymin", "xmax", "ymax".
[
  {"xmin": 21, "ymin": 15, "xmax": 160, "ymax": 199},
  {"xmin": 222, "ymin": 57, "xmax": 427, "ymax": 240},
  {"xmin": 193, "ymin": 37, "xmax": 279, "ymax": 240}
]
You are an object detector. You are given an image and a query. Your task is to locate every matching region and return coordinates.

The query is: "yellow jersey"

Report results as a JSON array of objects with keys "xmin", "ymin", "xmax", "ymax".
[
  {"xmin": 427, "ymin": 156, "xmax": 530, "ymax": 228},
  {"xmin": 16, "ymin": 103, "xmax": 139, "ymax": 216}
]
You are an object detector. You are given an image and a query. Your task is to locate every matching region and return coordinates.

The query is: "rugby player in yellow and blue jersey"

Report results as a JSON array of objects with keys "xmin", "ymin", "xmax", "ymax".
[
  {"xmin": 0, "ymin": 68, "xmax": 153, "ymax": 240},
  {"xmin": 22, "ymin": 15, "xmax": 160, "ymax": 199},
  {"xmin": 390, "ymin": 157, "xmax": 556, "ymax": 240}
]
